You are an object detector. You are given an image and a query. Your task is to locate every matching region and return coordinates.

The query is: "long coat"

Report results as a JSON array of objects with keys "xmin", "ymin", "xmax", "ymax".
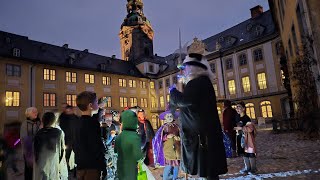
[
  {"xmin": 115, "ymin": 110, "xmax": 143, "ymax": 180},
  {"xmin": 33, "ymin": 127, "xmax": 66, "ymax": 180},
  {"xmin": 170, "ymin": 75, "xmax": 228, "ymax": 177}
]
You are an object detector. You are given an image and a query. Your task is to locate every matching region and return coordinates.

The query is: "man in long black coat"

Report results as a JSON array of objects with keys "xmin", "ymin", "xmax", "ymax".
[{"xmin": 170, "ymin": 53, "xmax": 227, "ymax": 179}]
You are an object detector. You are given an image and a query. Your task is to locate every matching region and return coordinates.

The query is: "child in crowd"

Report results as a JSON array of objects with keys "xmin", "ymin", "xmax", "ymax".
[
  {"xmin": 153, "ymin": 109, "xmax": 181, "ymax": 180},
  {"xmin": 33, "ymin": 112, "xmax": 67, "ymax": 180},
  {"xmin": 115, "ymin": 110, "xmax": 143, "ymax": 180},
  {"xmin": 73, "ymin": 91, "xmax": 106, "ymax": 180},
  {"xmin": 234, "ymin": 101, "xmax": 257, "ymax": 175}
]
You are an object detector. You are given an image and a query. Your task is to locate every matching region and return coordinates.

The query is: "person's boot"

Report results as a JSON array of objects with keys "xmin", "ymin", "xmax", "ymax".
[
  {"xmin": 239, "ymin": 157, "xmax": 250, "ymax": 174},
  {"xmin": 248, "ymin": 157, "xmax": 257, "ymax": 174}
]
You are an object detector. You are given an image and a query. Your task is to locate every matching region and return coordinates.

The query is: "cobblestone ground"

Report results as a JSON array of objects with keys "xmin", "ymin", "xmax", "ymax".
[
  {"xmin": 150, "ymin": 128, "xmax": 320, "ymax": 180},
  {"xmin": 7, "ymin": 128, "xmax": 320, "ymax": 179}
]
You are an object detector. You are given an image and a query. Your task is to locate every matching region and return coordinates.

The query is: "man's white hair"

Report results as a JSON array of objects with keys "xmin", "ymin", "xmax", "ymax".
[{"xmin": 25, "ymin": 107, "xmax": 37, "ymax": 118}]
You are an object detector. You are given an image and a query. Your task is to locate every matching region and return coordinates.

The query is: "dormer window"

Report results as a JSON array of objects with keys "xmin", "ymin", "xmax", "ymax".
[
  {"xmin": 149, "ymin": 64, "xmax": 154, "ymax": 73},
  {"xmin": 254, "ymin": 25, "xmax": 265, "ymax": 36},
  {"xmin": 219, "ymin": 36, "xmax": 224, "ymax": 42},
  {"xmin": 100, "ymin": 64, "xmax": 106, "ymax": 71},
  {"xmin": 13, "ymin": 48, "xmax": 20, "ymax": 57},
  {"xmin": 226, "ymin": 37, "xmax": 232, "ymax": 46}
]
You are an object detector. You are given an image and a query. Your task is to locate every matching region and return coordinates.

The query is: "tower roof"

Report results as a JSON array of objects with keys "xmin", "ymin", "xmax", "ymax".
[{"xmin": 122, "ymin": 0, "xmax": 151, "ymax": 27}]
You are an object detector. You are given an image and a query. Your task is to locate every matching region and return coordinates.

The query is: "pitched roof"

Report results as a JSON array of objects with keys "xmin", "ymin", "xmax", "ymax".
[
  {"xmin": 155, "ymin": 10, "xmax": 277, "ymax": 77},
  {"xmin": 202, "ymin": 10, "xmax": 276, "ymax": 52},
  {"xmin": 0, "ymin": 31, "xmax": 145, "ymax": 78}
]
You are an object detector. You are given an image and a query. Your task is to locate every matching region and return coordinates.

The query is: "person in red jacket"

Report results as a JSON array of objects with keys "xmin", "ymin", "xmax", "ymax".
[{"xmin": 222, "ymin": 100, "xmax": 238, "ymax": 156}]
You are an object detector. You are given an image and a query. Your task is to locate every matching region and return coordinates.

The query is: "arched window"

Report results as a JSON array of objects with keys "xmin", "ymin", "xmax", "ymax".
[
  {"xmin": 245, "ymin": 103, "xmax": 256, "ymax": 119},
  {"xmin": 260, "ymin": 101, "xmax": 273, "ymax": 118}
]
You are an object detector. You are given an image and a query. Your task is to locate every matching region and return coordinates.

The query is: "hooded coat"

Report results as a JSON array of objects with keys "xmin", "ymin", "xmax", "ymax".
[
  {"xmin": 170, "ymin": 75, "xmax": 228, "ymax": 177},
  {"xmin": 115, "ymin": 110, "xmax": 143, "ymax": 180},
  {"xmin": 33, "ymin": 127, "xmax": 65, "ymax": 180}
]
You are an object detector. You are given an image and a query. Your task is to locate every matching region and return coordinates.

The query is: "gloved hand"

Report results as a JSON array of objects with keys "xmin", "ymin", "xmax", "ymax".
[{"xmin": 168, "ymin": 84, "xmax": 176, "ymax": 93}]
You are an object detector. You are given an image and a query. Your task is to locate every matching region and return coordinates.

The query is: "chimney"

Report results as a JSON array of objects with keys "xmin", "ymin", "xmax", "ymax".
[
  {"xmin": 83, "ymin": 49, "xmax": 89, "ymax": 53},
  {"xmin": 111, "ymin": 55, "xmax": 116, "ymax": 59},
  {"xmin": 250, "ymin": 5, "xmax": 263, "ymax": 18}
]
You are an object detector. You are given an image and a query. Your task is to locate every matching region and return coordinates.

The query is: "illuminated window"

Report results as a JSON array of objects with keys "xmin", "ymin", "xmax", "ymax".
[
  {"xmin": 120, "ymin": 97, "xmax": 128, "ymax": 107},
  {"xmin": 213, "ymin": 84, "xmax": 218, "ymax": 97},
  {"xmin": 151, "ymin": 97, "xmax": 156, "ymax": 108},
  {"xmin": 166, "ymin": 94, "xmax": 170, "ymax": 103},
  {"xmin": 238, "ymin": 54, "xmax": 247, "ymax": 66},
  {"xmin": 253, "ymin": 49, "xmax": 263, "ymax": 61},
  {"xmin": 66, "ymin": 94, "xmax": 77, "ymax": 107},
  {"xmin": 66, "ymin": 72, "xmax": 77, "ymax": 83},
  {"xmin": 245, "ymin": 103, "xmax": 256, "ymax": 119},
  {"xmin": 160, "ymin": 96, "xmax": 165, "ymax": 108},
  {"xmin": 6, "ymin": 64, "xmax": 21, "ymax": 77},
  {"xmin": 141, "ymin": 98, "xmax": 148, "ymax": 108},
  {"xmin": 217, "ymin": 107, "xmax": 222, "ymax": 115},
  {"xmin": 43, "ymin": 93, "xmax": 56, "ymax": 107},
  {"xmin": 257, "ymin": 73, "xmax": 267, "ymax": 89},
  {"xmin": 242, "ymin": 76, "xmax": 251, "ymax": 92},
  {"xmin": 150, "ymin": 82, "xmax": 155, "ymax": 89},
  {"xmin": 43, "ymin": 68, "xmax": 56, "ymax": 80},
  {"xmin": 84, "ymin": 74, "xmax": 94, "ymax": 84},
  {"xmin": 228, "ymin": 80, "xmax": 236, "ymax": 95},
  {"xmin": 106, "ymin": 97, "xmax": 112, "ymax": 107},
  {"xmin": 261, "ymin": 101, "xmax": 273, "ymax": 118},
  {"xmin": 129, "ymin": 80, "xmax": 136, "ymax": 88},
  {"xmin": 5, "ymin": 91, "xmax": 20, "ymax": 106},
  {"xmin": 140, "ymin": 81, "xmax": 146, "ymax": 88},
  {"xmin": 119, "ymin": 78, "xmax": 127, "ymax": 87},
  {"xmin": 130, "ymin": 97, "xmax": 137, "ymax": 107},
  {"xmin": 102, "ymin": 76, "xmax": 111, "ymax": 85},
  {"xmin": 281, "ymin": 70, "xmax": 286, "ymax": 84}
]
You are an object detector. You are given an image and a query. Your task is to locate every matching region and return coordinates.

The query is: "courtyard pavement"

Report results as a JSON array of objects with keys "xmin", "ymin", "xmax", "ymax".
[{"xmin": 7, "ymin": 127, "xmax": 320, "ymax": 179}]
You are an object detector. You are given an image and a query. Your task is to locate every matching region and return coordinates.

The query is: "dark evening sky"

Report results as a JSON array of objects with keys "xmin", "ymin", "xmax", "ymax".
[{"xmin": 0, "ymin": 0, "xmax": 269, "ymax": 58}]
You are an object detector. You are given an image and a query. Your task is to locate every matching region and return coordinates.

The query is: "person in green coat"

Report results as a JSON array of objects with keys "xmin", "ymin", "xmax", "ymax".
[{"xmin": 115, "ymin": 110, "xmax": 144, "ymax": 180}]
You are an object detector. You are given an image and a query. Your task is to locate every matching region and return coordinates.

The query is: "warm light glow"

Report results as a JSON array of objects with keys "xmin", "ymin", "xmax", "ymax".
[
  {"xmin": 257, "ymin": 73, "xmax": 267, "ymax": 89},
  {"xmin": 246, "ymin": 103, "xmax": 256, "ymax": 119},
  {"xmin": 242, "ymin": 76, "xmax": 251, "ymax": 92},
  {"xmin": 228, "ymin": 80, "xmax": 236, "ymax": 95},
  {"xmin": 261, "ymin": 101, "xmax": 273, "ymax": 118}
]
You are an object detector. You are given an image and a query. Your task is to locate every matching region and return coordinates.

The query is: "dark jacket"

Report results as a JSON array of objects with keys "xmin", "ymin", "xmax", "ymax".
[
  {"xmin": 223, "ymin": 107, "xmax": 238, "ymax": 131},
  {"xmin": 59, "ymin": 113, "xmax": 78, "ymax": 147},
  {"xmin": 72, "ymin": 115, "xmax": 106, "ymax": 170},
  {"xmin": 170, "ymin": 75, "xmax": 228, "ymax": 177},
  {"xmin": 138, "ymin": 119, "xmax": 154, "ymax": 149}
]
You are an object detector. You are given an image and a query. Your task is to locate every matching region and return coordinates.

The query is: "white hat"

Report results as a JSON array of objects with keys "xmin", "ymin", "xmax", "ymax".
[{"xmin": 181, "ymin": 53, "xmax": 208, "ymax": 70}]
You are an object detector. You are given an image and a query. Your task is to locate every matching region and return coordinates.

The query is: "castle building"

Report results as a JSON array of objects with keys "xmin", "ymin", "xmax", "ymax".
[
  {"xmin": 0, "ymin": 2, "xmax": 289, "ymax": 134},
  {"xmin": 268, "ymin": 0, "xmax": 320, "ymax": 113}
]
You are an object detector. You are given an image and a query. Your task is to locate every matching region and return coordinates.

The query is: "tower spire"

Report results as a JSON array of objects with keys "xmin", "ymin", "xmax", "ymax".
[{"xmin": 119, "ymin": 0, "xmax": 154, "ymax": 62}]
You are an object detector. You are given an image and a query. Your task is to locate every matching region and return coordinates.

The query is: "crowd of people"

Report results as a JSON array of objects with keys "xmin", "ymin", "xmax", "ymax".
[{"xmin": 0, "ymin": 53, "xmax": 258, "ymax": 180}]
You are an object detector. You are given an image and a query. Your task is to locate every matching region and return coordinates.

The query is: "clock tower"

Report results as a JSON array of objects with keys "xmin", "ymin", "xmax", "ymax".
[{"xmin": 119, "ymin": 0, "xmax": 154, "ymax": 62}]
